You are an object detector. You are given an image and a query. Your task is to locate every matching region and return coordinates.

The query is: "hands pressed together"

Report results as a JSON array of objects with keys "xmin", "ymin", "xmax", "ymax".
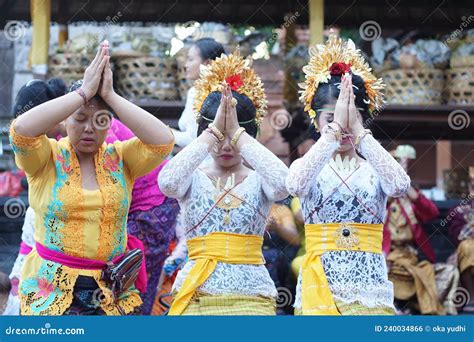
[
  {"xmin": 212, "ymin": 83, "xmax": 241, "ymax": 138},
  {"xmin": 81, "ymin": 40, "xmax": 116, "ymax": 103},
  {"xmin": 332, "ymin": 73, "xmax": 366, "ymax": 139}
]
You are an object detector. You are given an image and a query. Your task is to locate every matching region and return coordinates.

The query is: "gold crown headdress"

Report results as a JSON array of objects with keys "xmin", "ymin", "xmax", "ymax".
[
  {"xmin": 299, "ymin": 32, "xmax": 385, "ymax": 128},
  {"xmin": 194, "ymin": 50, "xmax": 267, "ymax": 126}
]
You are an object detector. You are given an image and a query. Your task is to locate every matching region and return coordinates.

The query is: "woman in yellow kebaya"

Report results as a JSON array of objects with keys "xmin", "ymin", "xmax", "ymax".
[{"xmin": 10, "ymin": 41, "xmax": 174, "ymax": 315}]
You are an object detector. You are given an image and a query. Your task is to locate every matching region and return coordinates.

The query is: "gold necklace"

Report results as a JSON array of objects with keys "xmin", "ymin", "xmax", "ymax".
[{"xmin": 212, "ymin": 172, "xmax": 243, "ymax": 225}]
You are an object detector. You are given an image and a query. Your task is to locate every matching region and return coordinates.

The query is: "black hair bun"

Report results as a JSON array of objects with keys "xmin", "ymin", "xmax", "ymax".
[
  {"xmin": 46, "ymin": 78, "xmax": 67, "ymax": 98},
  {"xmin": 310, "ymin": 73, "xmax": 371, "ymax": 125},
  {"xmin": 197, "ymin": 91, "xmax": 258, "ymax": 138},
  {"xmin": 13, "ymin": 78, "xmax": 66, "ymax": 117}
]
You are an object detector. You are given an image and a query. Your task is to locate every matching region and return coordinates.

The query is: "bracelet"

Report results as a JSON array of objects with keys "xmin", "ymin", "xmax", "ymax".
[
  {"xmin": 75, "ymin": 88, "xmax": 88, "ymax": 105},
  {"xmin": 231, "ymin": 127, "xmax": 246, "ymax": 147},
  {"xmin": 205, "ymin": 128, "xmax": 220, "ymax": 144},
  {"xmin": 208, "ymin": 123, "xmax": 225, "ymax": 141},
  {"xmin": 321, "ymin": 122, "xmax": 342, "ymax": 142},
  {"xmin": 355, "ymin": 129, "xmax": 372, "ymax": 150}
]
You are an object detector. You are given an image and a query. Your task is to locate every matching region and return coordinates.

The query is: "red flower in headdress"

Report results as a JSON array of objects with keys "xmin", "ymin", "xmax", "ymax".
[
  {"xmin": 329, "ymin": 62, "xmax": 352, "ymax": 76},
  {"xmin": 225, "ymin": 74, "xmax": 243, "ymax": 91}
]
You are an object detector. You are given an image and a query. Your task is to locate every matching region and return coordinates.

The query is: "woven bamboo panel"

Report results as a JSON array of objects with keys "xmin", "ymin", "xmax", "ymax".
[
  {"xmin": 445, "ymin": 67, "xmax": 474, "ymax": 105},
  {"xmin": 113, "ymin": 56, "xmax": 179, "ymax": 101},
  {"xmin": 451, "ymin": 55, "xmax": 474, "ymax": 68},
  {"xmin": 48, "ymin": 54, "xmax": 93, "ymax": 87},
  {"xmin": 380, "ymin": 68, "xmax": 445, "ymax": 105}
]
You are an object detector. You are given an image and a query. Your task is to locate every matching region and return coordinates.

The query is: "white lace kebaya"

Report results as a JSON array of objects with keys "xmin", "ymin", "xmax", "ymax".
[
  {"xmin": 287, "ymin": 134, "xmax": 411, "ymax": 310},
  {"xmin": 158, "ymin": 138, "xmax": 289, "ymax": 298}
]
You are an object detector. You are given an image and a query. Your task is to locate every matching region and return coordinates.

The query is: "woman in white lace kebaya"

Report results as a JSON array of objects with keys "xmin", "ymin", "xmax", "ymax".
[
  {"xmin": 158, "ymin": 52, "xmax": 289, "ymax": 315},
  {"xmin": 171, "ymin": 38, "xmax": 225, "ymax": 148},
  {"xmin": 288, "ymin": 33, "xmax": 410, "ymax": 315}
]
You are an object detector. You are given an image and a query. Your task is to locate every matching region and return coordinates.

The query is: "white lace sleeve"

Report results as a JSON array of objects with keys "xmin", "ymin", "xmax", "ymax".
[
  {"xmin": 286, "ymin": 135, "xmax": 340, "ymax": 197},
  {"xmin": 240, "ymin": 139, "xmax": 289, "ymax": 202},
  {"xmin": 158, "ymin": 140, "xmax": 209, "ymax": 199},
  {"xmin": 359, "ymin": 134, "xmax": 410, "ymax": 197}
]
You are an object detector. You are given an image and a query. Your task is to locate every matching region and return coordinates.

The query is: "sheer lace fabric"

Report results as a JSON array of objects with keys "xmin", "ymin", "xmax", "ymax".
[
  {"xmin": 287, "ymin": 134, "xmax": 410, "ymax": 309},
  {"xmin": 159, "ymin": 139, "xmax": 289, "ymax": 297}
]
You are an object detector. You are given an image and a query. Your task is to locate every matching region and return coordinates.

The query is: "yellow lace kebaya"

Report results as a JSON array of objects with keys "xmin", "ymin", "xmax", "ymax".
[{"xmin": 9, "ymin": 120, "xmax": 174, "ymax": 315}]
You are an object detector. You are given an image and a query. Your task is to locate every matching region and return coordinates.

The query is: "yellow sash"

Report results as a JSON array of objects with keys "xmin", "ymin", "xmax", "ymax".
[
  {"xmin": 301, "ymin": 223, "xmax": 383, "ymax": 315},
  {"xmin": 168, "ymin": 232, "xmax": 265, "ymax": 315}
]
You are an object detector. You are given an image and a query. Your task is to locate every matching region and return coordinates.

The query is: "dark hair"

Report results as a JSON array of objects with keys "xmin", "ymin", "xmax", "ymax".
[
  {"xmin": 13, "ymin": 78, "xmax": 67, "ymax": 117},
  {"xmin": 0, "ymin": 271, "xmax": 11, "ymax": 294},
  {"xmin": 310, "ymin": 73, "xmax": 371, "ymax": 127},
  {"xmin": 68, "ymin": 80, "xmax": 112, "ymax": 112},
  {"xmin": 194, "ymin": 38, "xmax": 225, "ymax": 61},
  {"xmin": 197, "ymin": 91, "xmax": 258, "ymax": 138},
  {"xmin": 280, "ymin": 106, "xmax": 319, "ymax": 150}
]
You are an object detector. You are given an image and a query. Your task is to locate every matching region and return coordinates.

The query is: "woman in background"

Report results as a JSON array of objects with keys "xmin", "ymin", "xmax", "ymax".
[
  {"xmin": 171, "ymin": 38, "xmax": 225, "ymax": 147},
  {"xmin": 447, "ymin": 168, "xmax": 474, "ymax": 313},
  {"xmin": 0, "ymin": 272, "xmax": 11, "ymax": 315},
  {"xmin": 4, "ymin": 78, "xmax": 67, "ymax": 315}
]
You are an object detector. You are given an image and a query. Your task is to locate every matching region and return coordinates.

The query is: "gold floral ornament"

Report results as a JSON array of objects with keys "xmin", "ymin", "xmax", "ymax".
[
  {"xmin": 194, "ymin": 50, "xmax": 267, "ymax": 127},
  {"xmin": 299, "ymin": 31, "xmax": 385, "ymax": 129},
  {"xmin": 334, "ymin": 223, "xmax": 360, "ymax": 249},
  {"xmin": 212, "ymin": 173, "xmax": 243, "ymax": 226}
]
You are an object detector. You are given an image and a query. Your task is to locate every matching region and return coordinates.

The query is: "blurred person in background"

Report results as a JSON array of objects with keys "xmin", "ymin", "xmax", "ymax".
[
  {"xmin": 4, "ymin": 78, "xmax": 68, "ymax": 315},
  {"xmin": 171, "ymin": 38, "xmax": 225, "ymax": 147},
  {"xmin": 447, "ymin": 166, "xmax": 474, "ymax": 313},
  {"xmin": 384, "ymin": 145, "xmax": 459, "ymax": 315},
  {"xmin": 263, "ymin": 201, "xmax": 299, "ymax": 314},
  {"xmin": 0, "ymin": 272, "xmax": 12, "ymax": 315}
]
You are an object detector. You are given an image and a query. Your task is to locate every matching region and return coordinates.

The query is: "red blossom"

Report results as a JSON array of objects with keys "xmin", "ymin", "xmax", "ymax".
[
  {"xmin": 329, "ymin": 62, "xmax": 352, "ymax": 76},
  {"xmin": 225, "ymin": 74, "xmax": 243, "ymax": 91}
]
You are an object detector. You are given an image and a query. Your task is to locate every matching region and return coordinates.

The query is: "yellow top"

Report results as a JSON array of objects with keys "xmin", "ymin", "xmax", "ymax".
[
  {"xmin": 9, "ymin": 120, "xmax": 174, "ymax": 315},
  {"xmin": 269, "ymin": 204, "xmax": 295, "ymax": 228},
  {"xmin": 168, "ymin": 232, "xmax": 264, "ymax": 315},
  {"xmin": 301, "ymin": 223, "xmax": 383, "ymax": 315}
]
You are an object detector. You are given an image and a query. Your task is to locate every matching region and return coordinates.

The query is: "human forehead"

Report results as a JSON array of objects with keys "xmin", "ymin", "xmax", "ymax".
[{"xmin": 73, "ymin": 100, "xmax": 109, "ymax": 116}]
